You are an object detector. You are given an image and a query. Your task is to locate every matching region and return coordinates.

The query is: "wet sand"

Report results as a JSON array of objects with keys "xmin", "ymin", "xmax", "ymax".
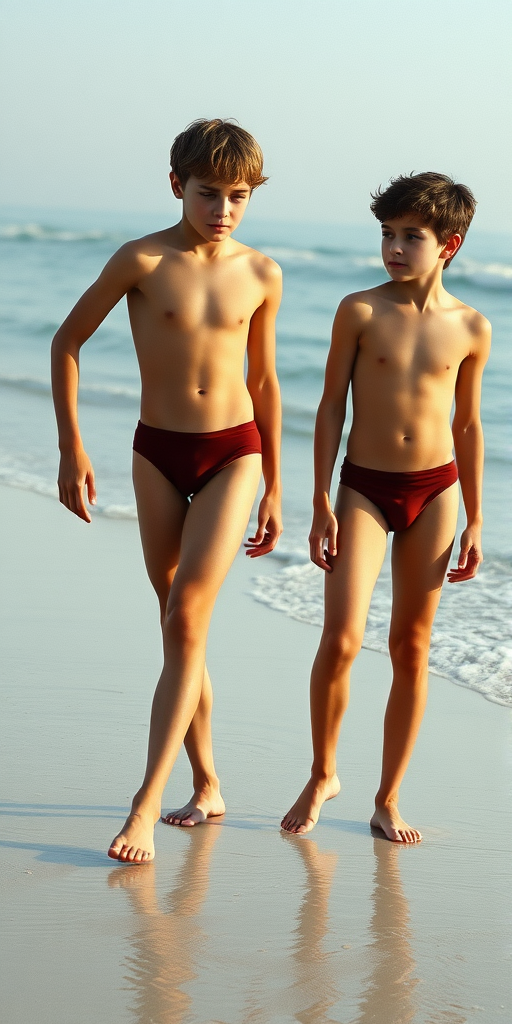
[{"xmin": 1, "ymin": 483, "xmax": 511, "ymax": 1023}]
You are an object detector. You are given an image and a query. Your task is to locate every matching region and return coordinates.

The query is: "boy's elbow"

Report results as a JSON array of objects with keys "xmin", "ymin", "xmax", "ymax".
[
  {"xmin": 249, "ymin": 372, "xmax": 280, "ymax": 401},
  {"xmin": 52, "ymin": 326, "xmax": 81, "ymax": 359},
  {"xmin": 452, "ymin": 418, "xmax": 482, "ymax": 443}
]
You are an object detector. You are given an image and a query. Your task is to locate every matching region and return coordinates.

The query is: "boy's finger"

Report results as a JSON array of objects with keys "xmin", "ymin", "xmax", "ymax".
[
  {"xmin": 86, "ymin": 471, "xmax": 97, "ymax": 505},
  {"xmin": 246, "ymin": 536, "xmax": 274, "ymax": 557},
  {"xmin": 327, "ymin": 532, "xmax": 338, "ymax": 556},
  {"xmin": 309, "ymin": 538, "xmax": 332, "ymax": 572},
  {"xmin": 72, "ymin": 484, "xmax": 92, "ymax": 523}
]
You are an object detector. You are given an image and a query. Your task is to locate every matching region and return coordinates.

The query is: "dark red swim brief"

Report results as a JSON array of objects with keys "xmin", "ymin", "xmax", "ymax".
[
  {"xmin": 133, "ymin": 419, "xmax": 262, "ymax": 498},
  {"xmin": 340, "ymin": 457, "xmax": 458, "ymax": 531}
]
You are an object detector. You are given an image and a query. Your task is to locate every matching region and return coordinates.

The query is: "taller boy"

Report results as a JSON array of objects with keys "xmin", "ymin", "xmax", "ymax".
[
  {"xmin": 52, "ymin": 120, "xmax": 282, "ymax": 862},
  {"xmin": 282, "ymin": 173, "xmax": 490, "ymax": 842}
]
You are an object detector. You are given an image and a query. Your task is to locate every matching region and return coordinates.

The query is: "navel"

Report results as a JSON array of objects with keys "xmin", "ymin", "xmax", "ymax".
[
  {"xmin": 197, "ymin": 389, "xmax": 207, "ymax": 396},
  {"xmin": 403, "ymin": 436, "xmax": 412, "ymax": 442}
]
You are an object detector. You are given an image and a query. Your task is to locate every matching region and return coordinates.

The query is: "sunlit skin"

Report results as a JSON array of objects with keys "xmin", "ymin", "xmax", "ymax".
[
  {"xmin": 281, "ymin": 213, "xmax": 491, "ymax": 841},
  {"xmin": 52, "ymin": 173, "xmax": 282, "ymax": 862}
]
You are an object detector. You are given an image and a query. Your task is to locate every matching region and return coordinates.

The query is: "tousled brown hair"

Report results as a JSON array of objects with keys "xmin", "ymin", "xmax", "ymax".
[
  {"xmin": 370, "ymin": 172, "xmax": 477, "ymax": 246},
  {"xmin": 170, "ymin": 118, "xmax": 267, "ymax": 189}
]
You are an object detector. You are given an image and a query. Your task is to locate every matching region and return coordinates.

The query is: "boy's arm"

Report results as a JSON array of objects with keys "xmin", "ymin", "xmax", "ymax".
[
  {"xmin": 310, "ymin": 297, "xmax": 368, "ymax": 571},
  {"xmin": 448, "ymin": 312, "xmax": 492, "ymax": 582},
  {"xmin": 51, "ymin": 243, "xmax": 145, "ymax": 521},
  {"xmin": 245, "ymin": 260, "xmax": 283, "ymax": 556}
]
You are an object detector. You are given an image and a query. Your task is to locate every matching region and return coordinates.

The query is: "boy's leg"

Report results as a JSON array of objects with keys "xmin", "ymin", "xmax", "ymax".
[
  {"xmin": 109, "ymin": 452, "xmax": 261, "ymax": 862},
  {"xmin": 131, "ymin": 454, "xmax": 222, "ymax": 827},
  {"xmin": 371, "ymin": 482, "xmax": 458, "ymax": 843},
  {"xmin": 281, "ymin": 486, "xmax": 388, "ymax": 833},
  {"xmin": 163, "ymin": 667, "xmax": 224, "ymax": 826}
]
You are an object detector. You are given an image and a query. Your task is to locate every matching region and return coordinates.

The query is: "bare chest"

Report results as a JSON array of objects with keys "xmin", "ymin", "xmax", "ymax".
[
  {"xmin": 131, "ymin": 257, "xmax": 264, "ymax": 334},
  {"xmin": 360, "ymin": 310, "xmax": 468, "ymax": 379}
]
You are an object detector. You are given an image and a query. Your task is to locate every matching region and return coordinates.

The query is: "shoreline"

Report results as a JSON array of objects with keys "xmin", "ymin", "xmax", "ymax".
[{"xmin": 1, "ymin": 483, "xmax": 511, "ymax": 1023}]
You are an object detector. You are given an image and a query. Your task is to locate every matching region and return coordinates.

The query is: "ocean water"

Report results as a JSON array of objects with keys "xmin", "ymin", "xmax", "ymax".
[{"xmin": 1, "ymin": 206, "xmax": 511, "ymax": 706}]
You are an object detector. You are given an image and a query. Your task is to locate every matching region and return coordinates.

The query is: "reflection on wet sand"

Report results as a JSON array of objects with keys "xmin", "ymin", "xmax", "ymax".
[
  {"xmin": 282, "ymin": 832, "xmax": 419, "ymax": 1024},
  {"xmin": 108, "ymin": 822, "xmax": 221, "ymax": 1024},
  {"xmin": 281, "ymin": 833, "xmax": 341, "ymax": 1023},
  {"xmin": 108, "ymin": 824, "xmax": 418, "ymax": 1023},
  {"xmin": 356, "ymin": 837, "xmax": 419, "ymax": 1024}
]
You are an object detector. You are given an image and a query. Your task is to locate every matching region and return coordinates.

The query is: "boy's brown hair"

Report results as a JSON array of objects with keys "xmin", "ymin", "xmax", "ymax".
[
  {"xmin": 170, "ymin": 118, "xmax": 267, "ymax": 190},
  {"xmin": 370, "ymin": 172, "xmax": 476, "ymax": 249}
]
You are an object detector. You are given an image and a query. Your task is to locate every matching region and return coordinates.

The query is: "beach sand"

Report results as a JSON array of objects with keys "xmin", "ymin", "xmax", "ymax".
[{"xmin": 1, "ymin": 483, "xmax": 511, "ymax": 1023}]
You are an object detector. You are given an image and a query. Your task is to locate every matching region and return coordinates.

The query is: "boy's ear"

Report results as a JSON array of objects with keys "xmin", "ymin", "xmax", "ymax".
[
  {"xmin": 441, "ymin": 233, "xmax": 462, "ymax": 268},
  {"xmin": 170, "ymin": 172, "xmax": 184, "ymax": 199}
]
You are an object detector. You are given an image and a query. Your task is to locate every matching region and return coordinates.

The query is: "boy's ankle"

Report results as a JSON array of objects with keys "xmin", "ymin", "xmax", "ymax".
[
  {"xmin": 311, "ymin": 766, "xmax": 337, "ymax": 784},
  {"xmin": 192, "ymin": 774, "xmax": 221, "ymax": 794},
  {"xmin": 131, "ymin": 787, "xmax": 161, "ymax": 816},
  {"xmin": 374, "ymin": 791, "xmax": 399, "ymax": 810}
]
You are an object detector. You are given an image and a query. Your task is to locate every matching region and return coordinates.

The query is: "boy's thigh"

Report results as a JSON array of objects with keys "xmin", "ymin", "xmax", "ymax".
[
  {"xmin": 172, "ymin": 454, "xmax": 262, "ymax": 598},
  {"xmin": 132, "ymin": 450, "xmax": 189, "ymax": 593},
  {"xmin": 390, "ymin": 482, "xmax": 459, "ymax": 629},
  {"xmin": 324, "ymin": 485, "xmax": 388, "ymax": 635}
]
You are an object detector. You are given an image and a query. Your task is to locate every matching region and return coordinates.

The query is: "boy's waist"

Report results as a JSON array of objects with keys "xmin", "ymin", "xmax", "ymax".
[{"xmin": 341, "ymin": 457, "xmax": 458, "ymax": 483}]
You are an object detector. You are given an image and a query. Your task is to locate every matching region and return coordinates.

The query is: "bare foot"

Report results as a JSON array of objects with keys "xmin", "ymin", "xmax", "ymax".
[
  {"xmin": 370, "ymin": 804, "xmax": 422, "ymax": 844},
  {"xmin": 108, "ymin": 809, "xmax": 158, "ymax": 863},
  {"xmin": 281, "ymin": 774, "xmax": 341, "ymax": 834},
  {"xmin": 161, "ymin": 787, "xmax": 225, "ymax": 827}
]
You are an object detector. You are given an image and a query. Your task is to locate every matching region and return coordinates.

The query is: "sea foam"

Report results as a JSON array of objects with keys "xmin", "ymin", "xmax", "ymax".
[{"xmin": 251, "ymin": 554, "xmax": 512, "ymax": 707}]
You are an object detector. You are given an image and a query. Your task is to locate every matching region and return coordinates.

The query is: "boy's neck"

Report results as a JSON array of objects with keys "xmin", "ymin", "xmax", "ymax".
[
  {"xmin": 388, "ymin": 265, "xmax": 450, "ymax": 311},
  {"xmin": 175, "ymin": 215, "xmax": 236, "ymax": 259}
]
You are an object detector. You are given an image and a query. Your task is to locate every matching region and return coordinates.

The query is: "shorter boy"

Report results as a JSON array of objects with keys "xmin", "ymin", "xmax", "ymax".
[{"xmin": 281, "ymin": 173, "xmax": 490, "ymax": 842}]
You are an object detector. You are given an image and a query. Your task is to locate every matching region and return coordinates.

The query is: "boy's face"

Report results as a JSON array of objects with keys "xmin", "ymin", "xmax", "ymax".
[
  {"xmin": 380, "ymin": 214, "xmax": 460, "ymax": 281},
  {"xmin": 170, "ymin": 173, "xmax": 251, "ymax": 241}
]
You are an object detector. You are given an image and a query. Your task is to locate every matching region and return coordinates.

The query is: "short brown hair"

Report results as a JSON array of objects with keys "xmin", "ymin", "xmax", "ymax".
[
  {"xmin": 370, "ymin": 172, "xmax": 477, "ymax": 243},
  {"xmin": 170, "ymin": 118, "xmax": 267, "ymax": 189}
]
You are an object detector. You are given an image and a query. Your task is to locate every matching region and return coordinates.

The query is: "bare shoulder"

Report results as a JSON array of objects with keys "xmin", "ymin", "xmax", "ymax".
[
  {"xmin": 105, "ymin": 233, "xmax": 163, "ymax": 274},
  {"xmin": 234, "ymin": 245, "xmax": 282, "ymax": 308},
  {"xmin": 241, "ymin": 244, "xmax": 282, "ymax": 285},
  {"xmin": 120, "ymin": 227, "xmax": 179, "ymax": 263},
  {"xmin": 103, "ymin": 227, "xmax": 180, "ymax": 288},
  {"xmin": 334, "ymin": 286, "xmax": 382, "ymax": 326},
  {"xmin": 454, "ymin": 298, "xmax": 492, "ymax": 356}
]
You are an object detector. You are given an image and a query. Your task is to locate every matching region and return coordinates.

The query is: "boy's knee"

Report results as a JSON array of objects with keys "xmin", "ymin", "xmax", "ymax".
[
  {"xmin": 163, "ymin": 592, "xmax": 209, "ymax": 647},
  {"xmin": 322, "ymin": 628, "xmax": 361, "ymax": 669},
  {"xmin": 389, "ymin": 630, "xmax": 428, "ymax": 675}
]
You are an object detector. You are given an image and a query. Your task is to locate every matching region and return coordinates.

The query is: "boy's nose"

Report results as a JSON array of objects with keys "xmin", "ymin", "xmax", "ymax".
[{"xmin": 213, "ymin": 197, "xmax": 230, "ymax": 218}]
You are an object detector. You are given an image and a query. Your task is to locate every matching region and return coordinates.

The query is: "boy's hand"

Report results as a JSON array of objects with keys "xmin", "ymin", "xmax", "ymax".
[
  {"xmin": 245, "ymin": 494, "xmax": 283, "ymax": 557},
  {"xmin": 58, "ymin": 447, "xmax": 97, "ymax": 523},
  {"xmin": 309, "ymin": 505, "xmax": 338, "ymax": 572},
  {"xmin": 446, "ymin": 525, "xmax": 483, "ymax": 583}
]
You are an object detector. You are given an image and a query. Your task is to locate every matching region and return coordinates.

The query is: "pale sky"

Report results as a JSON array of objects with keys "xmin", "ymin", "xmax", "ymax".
[{"xmin": 1, "ymin": 0, "xmax": 511, "ymax": 231}]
